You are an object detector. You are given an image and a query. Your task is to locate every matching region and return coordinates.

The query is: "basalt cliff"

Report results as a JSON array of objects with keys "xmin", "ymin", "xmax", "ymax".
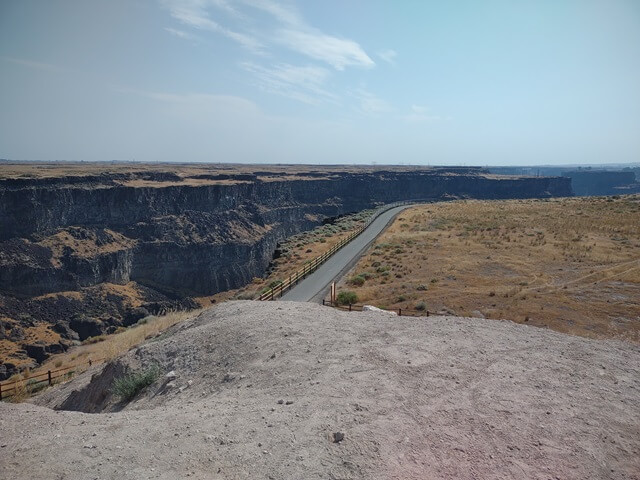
[{"xmin": 0, "ymin": 163, "xmax": 572, "ymax": 378}]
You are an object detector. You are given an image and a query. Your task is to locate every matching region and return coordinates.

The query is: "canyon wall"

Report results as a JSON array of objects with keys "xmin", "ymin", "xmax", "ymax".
[
  {"xmin": 0, "ymin": 169, "xmax": 571, "ymax": 296},
  {"xmin": 0, "ymin": 166, "xmax": 571, "ymax": 377}
]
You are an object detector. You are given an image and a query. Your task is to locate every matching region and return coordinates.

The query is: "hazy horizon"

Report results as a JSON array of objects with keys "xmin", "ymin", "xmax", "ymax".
[{"xmin": 1, "ymin": 0, "xmax": 639, "ymax": 165}]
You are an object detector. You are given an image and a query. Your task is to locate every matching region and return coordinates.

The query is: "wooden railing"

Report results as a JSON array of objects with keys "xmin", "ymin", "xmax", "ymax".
[
  {"xmin": 0, "ymin": 358, "xmax": 102, "ymax": 401},
  {"xmin": 257, "ymin": 201, "xmax": 416, "ymax": 301}
]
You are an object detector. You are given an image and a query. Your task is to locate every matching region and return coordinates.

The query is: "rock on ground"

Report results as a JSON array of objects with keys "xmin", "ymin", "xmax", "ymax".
[{"xmin": 1, "ymin": 301, "xmax": 639, "ymax": 480}]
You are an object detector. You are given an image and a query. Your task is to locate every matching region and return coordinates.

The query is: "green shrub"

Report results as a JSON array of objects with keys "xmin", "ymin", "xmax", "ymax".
[
  {"xmin": 336, "ymin": 291, "xmax": 358, "ymax": 306},
  {"xmin": 415, "ymin": 301, "xmax": 427, "ymax": 311},
  {"xmin": 113, "ymin": 365, "xmax": 160, "ymax": 401},
  {"xmin": 348, "ymin": 275, "xmax": 366, "ymax": 287},
  {"xmin": 82, "ymin": 335, "xmax": 107, "ymax": 345}
]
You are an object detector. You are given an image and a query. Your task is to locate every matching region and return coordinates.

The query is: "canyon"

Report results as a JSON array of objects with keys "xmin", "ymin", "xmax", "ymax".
[{"xmin": 0, "ymin": 163, "xmax": 572, "ymax": 379}]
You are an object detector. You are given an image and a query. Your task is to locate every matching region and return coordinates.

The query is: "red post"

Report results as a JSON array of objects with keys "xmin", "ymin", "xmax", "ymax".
[
  {"xmin": 398, "ymin": 308, "xmax": 402, "ymax": 316},
  {"xmin": 48, "ymin": 370, "xmax": 52, "ymax": 386}
]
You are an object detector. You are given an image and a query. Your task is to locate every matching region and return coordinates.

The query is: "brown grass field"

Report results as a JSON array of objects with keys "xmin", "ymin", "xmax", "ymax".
[{"xmin": 336, "ymin": 195, "xmax": 640, "ymax": 342}]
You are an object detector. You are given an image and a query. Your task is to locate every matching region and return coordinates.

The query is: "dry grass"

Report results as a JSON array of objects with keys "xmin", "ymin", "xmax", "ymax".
[
  {"xmin": 0, "ymin": 161, "xmax": 440, "ymax": 181},
  {"xmin": 1, "ymin": 309, "xmax": 201, "ymax": 402},
  {"xmin": 37, "ymin": 229, "xmax": 136, "ymax": 266},
  {"xmin": 0, "ymin": 322, "xmax": 63, "ymax": 370},
  {"xmin": 337, "ymin": 195, "xmax": 640, "ymax": 342},
  {"xmin": 49, "ymin": 309, "xmax": 199, "ymax": 368}
]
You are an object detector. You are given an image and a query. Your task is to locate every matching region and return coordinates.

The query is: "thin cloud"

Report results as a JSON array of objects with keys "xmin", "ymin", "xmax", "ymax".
[
  {"xmin": 353, "ymin": 89, "xmax": 392, "ymax": 115},
  {"xmin": 160, "ymin": 0, "xmax": 263, "ymax": 52},
  {"xmin": 241, "ymin": 62, "xmax": 338, "ymax": 104},
  {"xmin": 165, "ymin": 27, "xmax": 198, "ymax": 41},
  {"xmin": 403, "ymin": 105, "xmax": 442, "ymax": 122},
  {"xmin": 113, "ymin": 86, "xmax": 263, "ymax": 114},
  {"xmin": 1, "ymin": 56, "xmax": 70, "ymax": 73},
  {"xmin": 240, "ymin": 0, "xmax": 304, "ymax": 27},
  {"xmin": 160, "ymin": 0, "xmax": 374, "ymax": 70},
  {"xmin": 377, "ymin": 48, "xmax": 397, "ymax": 65},
  {"xmin": 277, "ymin": 29, "xmax": 375, "ymax": 71}
]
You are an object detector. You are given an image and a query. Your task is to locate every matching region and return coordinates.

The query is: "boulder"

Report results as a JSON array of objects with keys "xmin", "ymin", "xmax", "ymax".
[
  {"xmin": 69, "ymin": 316, "xmax": 103, "ymax": 341},
  {"xmin": 52, "ymin": 321, "xmax": 80, "ymax": 341},
  {"xmin": 362, "ymin": 305, "xmax": 397, "ymax": 316},
  {"xmin": 122, "ymin": 307, "xmax": 149, "ymax": 327},
  {"xmin": 23, "ymin": 343, "xmax": 50, "ymax": 363}
]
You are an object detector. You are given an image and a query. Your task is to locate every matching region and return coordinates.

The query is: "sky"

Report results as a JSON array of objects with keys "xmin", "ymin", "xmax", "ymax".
[{"xmin": 1, "ymin": 0, "xmax": 639, "ymax": 165}]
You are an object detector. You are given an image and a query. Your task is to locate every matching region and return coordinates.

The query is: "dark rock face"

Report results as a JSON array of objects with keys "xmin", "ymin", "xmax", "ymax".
[
  {"xmin": 561, "ymin": 170, "xmax": 640, "ymax": 196},
  {"xmin": 0, "ymin": 170, "xmax": 571, "ymax": 297},
  {"xmin": 22, "ymin": 343, "xmax": 50, "ymax": 363},
  {"xmin": 68, "ymin": 316, "xmax": 104, "ymax": 341}
]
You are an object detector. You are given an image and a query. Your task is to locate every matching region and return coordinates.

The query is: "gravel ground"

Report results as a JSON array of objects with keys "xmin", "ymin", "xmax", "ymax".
[{"xmin": 1, "ymin": 301, "xmax": 639, "ymax": 479}]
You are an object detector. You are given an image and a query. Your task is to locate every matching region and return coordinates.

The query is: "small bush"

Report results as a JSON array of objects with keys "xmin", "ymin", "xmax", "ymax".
[
  {"xmin": 113, "ymin": 365, "xmax": 160, "ymax": 401},
  {"xmin": 348, "ymin": 275, "xmax": 366, "ymax": 287},
  {"xmin": 82, "ymin": 335, "xmax": 107, "ymax": 345},
  {"xmin": 416, "ymin": 284, "xmax": 428, "ymax": 291},
  {"xmin": 235, "ymin": 292, "xmax": 255, "ymax": 300},
  {"xmin": 336, "ymin": 291, "xmax": 358, "ymax": 306},
  {"xmin": 415, "ymin": 301, "xmax": 427, "ymax": 311}
]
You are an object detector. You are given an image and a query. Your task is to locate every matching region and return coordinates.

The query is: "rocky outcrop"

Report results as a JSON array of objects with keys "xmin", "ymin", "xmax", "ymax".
[{"xmin": 561, "ymin": 170, "xmax": 640, "ymax": 196}]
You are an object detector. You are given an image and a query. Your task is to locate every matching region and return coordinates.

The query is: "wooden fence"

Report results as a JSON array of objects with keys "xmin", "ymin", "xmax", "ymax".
[
  {"xmin": 258, "ymin": 201, "xmax": 417, "ymax": 301},
  {"xmin": 0, "ymin": 358, "xmax": 101, "ymax": 401},
  {"xmin": 322, "ymin": 300, "xmax": 430, "ymax": 317}
]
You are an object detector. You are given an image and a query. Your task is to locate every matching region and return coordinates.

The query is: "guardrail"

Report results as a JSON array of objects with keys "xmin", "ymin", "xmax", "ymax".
[
  {"xmin": 322, "ymin": 300, "xmax": 431, "ymax": 317},
  {"xmin": 257, "ymin": 201, "xmax": 418, "ymax": 301},
  {"xmin": 0, "ymin": 358, "xmax": 102, "ymax": 401}
]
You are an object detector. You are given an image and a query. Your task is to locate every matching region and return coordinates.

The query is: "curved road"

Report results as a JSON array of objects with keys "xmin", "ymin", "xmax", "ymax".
[{"xmin": 281, "ymin": 205, "xmax": 413, "ymax": 303}]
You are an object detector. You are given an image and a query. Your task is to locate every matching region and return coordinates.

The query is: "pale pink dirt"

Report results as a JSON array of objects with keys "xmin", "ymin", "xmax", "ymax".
[{"xmin": 1, "ymin": 301, "xmax": 638, "ymax": 479}]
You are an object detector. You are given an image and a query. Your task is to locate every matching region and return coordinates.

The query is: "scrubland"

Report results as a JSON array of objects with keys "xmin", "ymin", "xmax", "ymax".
[{"xmin": 338, "ymin": 195, "xmax": 640, "ymax": 342}]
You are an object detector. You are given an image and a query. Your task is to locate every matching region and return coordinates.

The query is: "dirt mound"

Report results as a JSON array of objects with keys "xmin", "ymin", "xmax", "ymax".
[{"xmin": 2, "ymin": 301, "xmax": 639, "ymax": 479}]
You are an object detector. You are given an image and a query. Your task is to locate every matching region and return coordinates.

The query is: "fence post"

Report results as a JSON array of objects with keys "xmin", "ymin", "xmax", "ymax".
[
  {"xmin": 322, "ymin": 299, "xmax": 325, "ymax": 306},
  {"xmin": 349, "ymin": 304, "xmax": 352, "ymax": 312},
  {"xmin": 48, "ymin": 370, "xmax": 52, "ymax": 386},
  {"xmin": 426, "ymin": 311, "xmax": 429, "ymax": 317},
  {"xmin": 0, "ymin": 382, "xmax": 3, "ymax": 401},
  {"xmin": 398, "ymin": 308, "xmax": 402, "ymax": 316}
]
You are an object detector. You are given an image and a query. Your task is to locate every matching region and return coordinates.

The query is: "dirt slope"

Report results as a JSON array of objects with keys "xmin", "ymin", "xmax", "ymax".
[{"xmin": 1, "ymin": 301, "xmax": 638, "ymax": 479}]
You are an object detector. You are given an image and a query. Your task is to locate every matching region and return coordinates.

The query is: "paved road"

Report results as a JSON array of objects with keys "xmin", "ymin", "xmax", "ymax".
[{"xmin": 281, "ymin": 205, "xmax": 412, "ymax": 303}]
